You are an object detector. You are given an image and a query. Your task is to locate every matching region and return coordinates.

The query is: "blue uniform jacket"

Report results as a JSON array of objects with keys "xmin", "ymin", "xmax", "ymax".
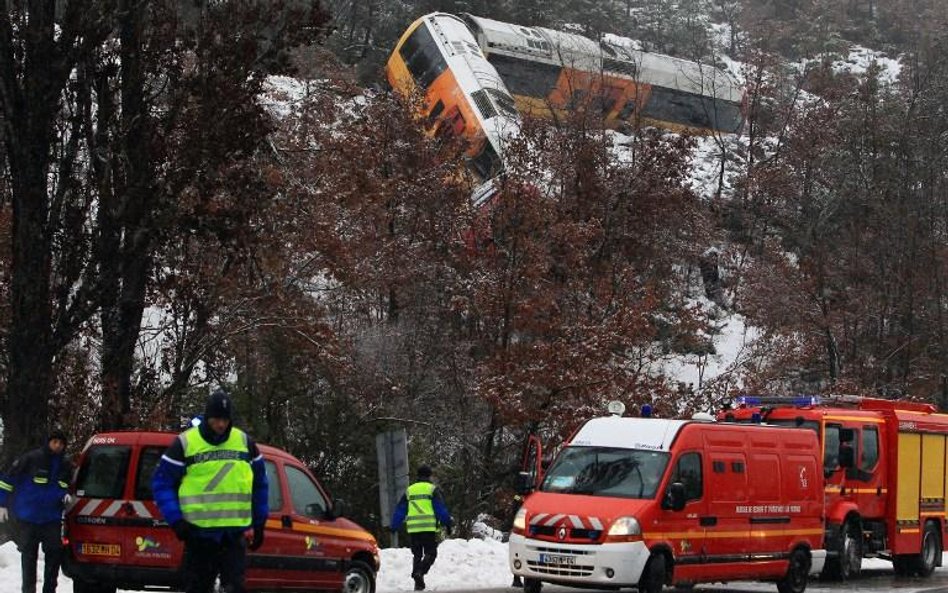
[
  {"xmin": 390, "ymin": 479, "xmax": 452, "ymax": 531},
  {"xmin": 0, "ymin": 445, "xmax": 73, "ymax": 525},
  {"xmin": 152, "ymin": 423, "xmax": 268, "ymax": 541}
]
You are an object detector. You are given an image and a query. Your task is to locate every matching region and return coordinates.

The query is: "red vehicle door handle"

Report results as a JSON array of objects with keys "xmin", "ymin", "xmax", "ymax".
[{"xmin": 281, "ymin": 515, "xmax": 292, "ymax": 528}]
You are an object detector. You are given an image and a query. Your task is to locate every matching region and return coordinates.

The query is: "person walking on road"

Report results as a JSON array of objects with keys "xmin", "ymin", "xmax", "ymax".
[
  {"xmin": 152, "ymin": 389, "xmax": 269, "ymax": 593},
  {"xmin": 391, "ymin": 465, "xmax": 453, "ymax": 591},
  {"xmin": 0, "ymin": 430, "xmax": 73, "ymax": 593}
]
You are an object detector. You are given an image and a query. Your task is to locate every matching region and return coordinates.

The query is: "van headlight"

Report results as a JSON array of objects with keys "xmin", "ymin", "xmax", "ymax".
[
  {"xmin": 512, "ymin": 508, "xmax": 527, "ymax": 534},
  {"xmin": 605, "ymin": 517, "xmax": 642, "ymax": 542}
]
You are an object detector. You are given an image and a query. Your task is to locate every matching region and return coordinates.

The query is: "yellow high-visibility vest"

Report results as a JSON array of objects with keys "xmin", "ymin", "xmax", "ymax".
[
  {"xmin": 405, "ymin": 481, "xmax": 437, "ymax": 533},
  {"xmin": 178, "ymin": 426, "xmax": 253, "ymax": 528}
]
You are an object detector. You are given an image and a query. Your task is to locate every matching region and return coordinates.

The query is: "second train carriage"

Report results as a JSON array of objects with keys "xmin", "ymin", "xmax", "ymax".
[{"xmin": 462, "ymin": 14, "xmax": 744, "ymax": 135}]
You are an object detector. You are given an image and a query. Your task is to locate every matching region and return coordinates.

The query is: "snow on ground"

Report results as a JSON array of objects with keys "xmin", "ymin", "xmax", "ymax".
[
  {"xmin": 832, "ymin": 45, "xmax": 902, "ymax": 85},
  {"xmin": 1, "ymin": 539, "xmax": 936, "ymax": 593}
]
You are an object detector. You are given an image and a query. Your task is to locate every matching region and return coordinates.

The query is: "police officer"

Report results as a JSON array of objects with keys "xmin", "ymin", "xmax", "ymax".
[
  {"xmin": 0, "ymin": 429, "xmax": 73, "ymax": 593},
  {"xmin": 152, "ymin": 390, "xmax": 268, "ymax": 593},
  {"xmin": 391, "ymin": 465, "xmax": 453, "ymax": 591}
]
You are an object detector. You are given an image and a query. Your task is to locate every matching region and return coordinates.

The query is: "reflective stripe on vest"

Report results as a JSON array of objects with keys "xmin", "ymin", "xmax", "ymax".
[
  {"xmin": 178, "ymin": 427, "xmax": 253, "ymax": 529},
  {"xmin": 405, "ymin": 481, "xmax": 437, "ymax": 533}
]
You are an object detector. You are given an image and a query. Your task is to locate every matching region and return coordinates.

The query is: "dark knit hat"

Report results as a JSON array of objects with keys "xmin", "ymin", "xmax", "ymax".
[
  {"xmin": 48, "ymin": 429, "xmax": 67, "ymax": 445},
  {"xmin": 204, "ymin": 389, "xmax": 234, "ymax": 421},
  {"xmin": 417, "ymin": 465, "xmax": 433, "ymax": 479}
]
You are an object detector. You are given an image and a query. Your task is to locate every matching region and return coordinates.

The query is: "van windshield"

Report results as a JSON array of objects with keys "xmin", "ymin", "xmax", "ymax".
[
  {"xmin": 539, "ymin": 446, "xmax": 670, "ymax": 499},
  {"xmin": 76, "ymin": 445, "xmax": 131, "ymax": 499}
]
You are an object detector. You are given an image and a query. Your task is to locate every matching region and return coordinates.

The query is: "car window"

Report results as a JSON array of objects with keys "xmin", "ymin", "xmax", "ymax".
[
  {"xmin": 134, "ymin": 447, "xmax": 164, "ymax": 500},
  {"xmin": 76, "ymin": 446, "xmax": 131, "ymax": 499},
  {"xmin": 285, "ymin": 465, "xmax": 328, "ymax": 518},
  {"xmin": 266, "ymin": 460, "xmax": 284, "ymax": 512}
]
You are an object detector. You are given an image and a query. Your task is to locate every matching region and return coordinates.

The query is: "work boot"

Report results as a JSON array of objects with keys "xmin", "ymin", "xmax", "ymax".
[
  {"xmin": 512, "ymin": 575, "xmax": 523, "ymax": 588},
  {"xmin": 412, "ymin": 573, "xmax": 425, "ymax": 591}
]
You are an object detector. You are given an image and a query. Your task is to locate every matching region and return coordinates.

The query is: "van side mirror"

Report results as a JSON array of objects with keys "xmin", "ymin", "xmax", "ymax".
[
  {"xmin": 515, "ymin": 471, "xmax": 535, "ymax": 495},
  {"xmin": 662, "ymin": 482, "xmax": 687, "ymax": 511}
]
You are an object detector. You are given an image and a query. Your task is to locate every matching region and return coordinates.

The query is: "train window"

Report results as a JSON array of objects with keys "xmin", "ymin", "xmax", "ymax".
[
  {"xmin": 428, "ymin": 99, "xmax": 445, "ymax": 122},
  {"xmin": 641, "ymin": 85, "xmax": 743, "ymax": 133},
  {"xmin": 399, "ymin": 24, "xmax": 448, "ymax": 90},
  {"xmin": 486, "ymin": 54, "xmax": 561, "ymax": 98},
  {"xmin": 469, "ymin": 142, "xmax": 502, "ymax": 180}
]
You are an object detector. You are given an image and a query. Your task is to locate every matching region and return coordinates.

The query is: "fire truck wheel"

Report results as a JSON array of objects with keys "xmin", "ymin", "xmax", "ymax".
[
  {"xmin": 911, "ymin": 522, "xmax": 941, "ymax": 577},
  {"xmin": 344, "ymin": 560, "xmax": 376, "ymax": 593},
  {"xmin": 824, "ymin": 518, "xmax": 862, "ymax": 580},
  {"xmin": 777, "ymin": 548, "xmax": 810, "ymax": 593},
  {"xmin": 523, "ymin": 578, "xmax": 542, "ymax": 593},
  {"xmin": 639, "ymin": 553, "xmax": 666, "ymax": 593}
]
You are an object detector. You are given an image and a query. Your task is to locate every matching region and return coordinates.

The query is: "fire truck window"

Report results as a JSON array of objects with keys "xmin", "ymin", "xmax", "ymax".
[
  {"xmin": 285, "ymin": 465, "xmax": 328, "ymax": 518},
  {"xmin": 824, "ymin": 424, "xmax": 841, "ymax": 471},
  {"xmin": 860, "ymin": 427, "xmax": 879, "ymax": 471},
  {"xmin": 76, "ymin": 446, "xmax": 131, "ymax": 499},
  {"xmin": 134, "ymin": 447, "xmax": 164, "ymax": 500},
  {"xmin": 671, "ymin": 453, "xmax": 702, "ymax": 501},
  {"xmin": 265, "ymin": 460, "xmax": 284, "ymax": 512}
]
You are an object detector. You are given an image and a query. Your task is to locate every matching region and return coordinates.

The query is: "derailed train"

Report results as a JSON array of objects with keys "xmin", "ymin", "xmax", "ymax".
[{"xmin": 385, "ymin": 12, "xmax": 744, "ymax": 186}]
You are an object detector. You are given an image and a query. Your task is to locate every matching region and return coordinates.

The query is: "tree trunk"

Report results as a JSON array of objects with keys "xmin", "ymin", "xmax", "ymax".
[{"xmin": 98, "ymin": 0, "xmax": 153, "ymax": 430}]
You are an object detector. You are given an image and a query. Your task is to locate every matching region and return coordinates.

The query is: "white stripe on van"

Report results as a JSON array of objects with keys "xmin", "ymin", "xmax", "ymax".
[
  {"xmin": 131, "ymin": 501, "xmax": 153, "ymax": 518},
  {"xmin": 102, "ymin": 501, "xmax": 124, "ymax": 517},
  {"xmin": 569, "ymin": 515, "xmax": 584, "ymax": 528},
  {"xmin": 79, "ymin": 499, "xmax": 104, "ymax": 516},
  {"xmin": 589, "ymin": 517, "xmax": 603, "ymax": 530},
  {"xmin": 530, "ymin": 513, "xmax": 549, "ymax": 525},
  {"xmin": 543, "ymin": 514, "xmax": 565, "ymax": 527}
]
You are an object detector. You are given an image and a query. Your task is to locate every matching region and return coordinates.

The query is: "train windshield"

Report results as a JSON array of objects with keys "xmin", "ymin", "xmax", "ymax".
[
  {"xmin": 540, "ymin": 446, "xmax": 670, "ymax": 499},
  {"xmin": 399, "ymin": 23, "xmax": 448, "ymax": 89}
]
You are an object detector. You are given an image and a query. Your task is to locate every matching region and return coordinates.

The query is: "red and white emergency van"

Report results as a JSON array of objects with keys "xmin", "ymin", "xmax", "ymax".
[
  {"xmin": 63, "ymin": 431, "xmax": 379, "ymax": 593},
  {"xmin": 508, "ymin": 406, "xmax": 826, "ymax": 593},
  {"xmin": 722, "ymin": 395, "xmax": 948, "ymax": 580}
]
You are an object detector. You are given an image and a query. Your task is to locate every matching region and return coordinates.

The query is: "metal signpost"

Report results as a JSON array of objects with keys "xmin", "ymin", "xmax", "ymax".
[{"xmin": 376, "ymin": 428, "xmax": 409, "ymax": 547}]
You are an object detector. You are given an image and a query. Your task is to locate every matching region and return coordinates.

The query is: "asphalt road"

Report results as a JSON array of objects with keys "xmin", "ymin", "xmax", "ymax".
[{"xmin": 442, "ymin": 565, "xmax": 948, "ymax": 593}]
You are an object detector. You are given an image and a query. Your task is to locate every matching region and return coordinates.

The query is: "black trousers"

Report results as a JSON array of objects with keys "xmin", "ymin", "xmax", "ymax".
[
  {"xmin": 182, "ymin": 532, "xmax": 247, "ymax": 593},
  {"xmin": 14, "ymin": 521, "xmax": 63, "ymax": 593},
  {"xmin": 409, "ymin": 531, "xmax": 439, "ymax": 576}
]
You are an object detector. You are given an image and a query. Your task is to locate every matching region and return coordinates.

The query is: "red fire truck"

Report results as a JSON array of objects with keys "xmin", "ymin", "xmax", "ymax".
[{"xmin": 722, "ymin": 395, "xmax": 948, "ymax": 580}]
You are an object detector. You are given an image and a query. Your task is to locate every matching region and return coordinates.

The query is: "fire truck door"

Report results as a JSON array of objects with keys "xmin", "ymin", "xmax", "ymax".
[{"xmin": 661, "ymin": 451, "xmax": 707, "ymax": 580}]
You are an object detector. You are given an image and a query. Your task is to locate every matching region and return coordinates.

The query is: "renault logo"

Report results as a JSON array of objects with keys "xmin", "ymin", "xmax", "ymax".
[{"xmin": 557, "ymin": 526, "xmax": 568, "ymax": 540}]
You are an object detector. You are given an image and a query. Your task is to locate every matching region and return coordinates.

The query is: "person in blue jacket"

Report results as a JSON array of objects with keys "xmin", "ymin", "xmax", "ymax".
[
  {"xmin": 391, "ymin": 465, "xmax": 453, "ymax": 591},
  {"xmin": 0, "ymin": 430, "xmax": 73, "ymax": 593},
  {"xmin": 152, "ymin": 390, "xmax": 268, "ymax": 593}
]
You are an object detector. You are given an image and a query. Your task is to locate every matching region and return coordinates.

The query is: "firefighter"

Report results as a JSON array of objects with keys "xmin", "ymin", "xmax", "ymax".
[
  {"xmin": 0, "ymin": 429, "xmax": 73, "ymax": 593},
  {"xmin": 152, "ymin": 389, "xmax": 269, "ymax": 593},
  {"xmin": 390, "ymin": 465, "xmax": 453, "ymax": 591}
]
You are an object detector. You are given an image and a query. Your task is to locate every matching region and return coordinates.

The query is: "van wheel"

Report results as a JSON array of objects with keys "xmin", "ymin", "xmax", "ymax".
[
  {"xmin": 523, "ymin": 578, "xmax": 542, "ymax": 593},
  {"xmin": 823, "ymin": 518, "xmax": 862, "ymax": 580},
  {"xmin": 639, "ymin": 553, "xmax": 666, "ymax": 593},
  {"xmin": 73, "ymin": 582, "xmax": 115, "ymax": 593},
  {"xmin": 777, "ymin": 549, "xmax": 810, "ymax": 593},
  {"xmin": 910, "ymin": 522, "xmax": 941, "ymax": 577},
  {"xmin": 343, "ymin": 560, "xmax": 376, "ymax": 593}
]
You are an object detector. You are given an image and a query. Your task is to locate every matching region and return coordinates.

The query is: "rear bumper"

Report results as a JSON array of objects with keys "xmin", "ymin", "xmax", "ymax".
[{"xmin": 63, "ymin": 557, "xmax": 183, "ymax": 590}]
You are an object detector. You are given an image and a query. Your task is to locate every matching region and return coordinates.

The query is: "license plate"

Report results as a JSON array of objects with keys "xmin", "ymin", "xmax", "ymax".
[
  {"xmin": 80, "ymin": 543, "xmax": 121, "ymax": 557},
  {"xmin": 538, "ymin": 553, "xmax": 576, "ymax": 565}
]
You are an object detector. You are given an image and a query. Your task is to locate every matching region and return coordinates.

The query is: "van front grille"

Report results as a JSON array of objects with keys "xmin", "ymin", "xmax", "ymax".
[{"xmin": 526, "ymin": 561, "xmax": 594, "ymax": 577}]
